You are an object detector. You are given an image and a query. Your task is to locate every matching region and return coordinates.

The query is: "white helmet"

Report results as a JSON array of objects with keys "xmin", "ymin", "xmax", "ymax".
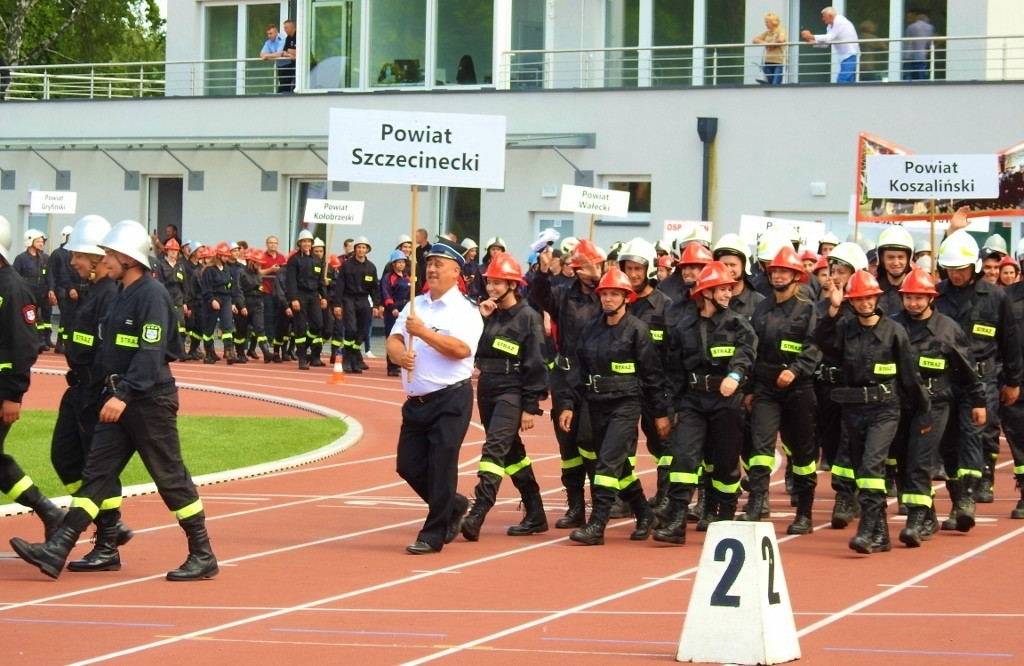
[
  {"xmin": 312, "ymin": 237, "xmax": 326, "ymax": 249},
  {"xmin": 100, "ymin": 220, "xmax": 152, "ymax": 267},
  {"xmin": 617, "ymin": 237, "xmax": 657, "ymax": 279},
  {"xmin": 856, "ymin": 235, "xmax": 876, "ymax": 253},
  {"xmin": 560, "ymin": 236, "xmax": 579, "ymax": 255},
  {"xmin": 937, "ymin": 230, "xmax": 981, "ymax": 270},
  {"xmin": 0, "ymin": 215, "xmax": 13, "ymax": 263},
  {"xmin": 484, "ymin": 236, "xmax": 507, "ymax": 251},
  {"xmin": 818, "ymin": 232, "xmax": 840, "ymax": 250},
  {"xmin": 673, "ymin": 225, "xmax": 712, "ymax": 251},
  {"xmin": 915, "ymin": 239, "xmax": 932, "ymax": 255},
  {"xmin": 461, "ymin": 238, "xmax": 478, "ymax": 250},
  {"xmin": 876, "ymin": 226, "xmax": 915, "ymax": 256},
  {"xmin": 712, "ymin": 233, "xmax": 752, "ymax": 275},
  {"xmin": 352, "ymin": 235, "xmax": 371, "ymax": 251},
  {"xmin": 297, "ymin": 229, "xmax": 314, "ymax": 243},
  {"xmin": 827, "ymin": 242, "xmax": 869, "ymax": 272},
  {"xmin": 756, "ymin": 231, "xmax": 789, "ymax": 263},
  {"xmin": 60, "ymin": 225, "xmax": 75, "ymax": 242},
  {"xmin": 65, "ymin": 215, "xmax": 111, "ymax": 256},
  {"xmin": 982, "ymin": 233, "xmax": 1008, "ymax": 257},
  {"xmin": 395, "ymin": 233, "xmax": 412, "ymax": 248},
  {"xmin": 25, "ymin": 229, "xmax": 46, "ymax": 247},
  {"xmin": 915, "ymin": 255, "xmax": 933, "ymax": 274}
]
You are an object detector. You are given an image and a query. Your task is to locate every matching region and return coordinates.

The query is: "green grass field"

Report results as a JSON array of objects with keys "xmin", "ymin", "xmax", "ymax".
[{"xmin": 2, "ymin": 410, "xmax": 348, "ymax": 505}]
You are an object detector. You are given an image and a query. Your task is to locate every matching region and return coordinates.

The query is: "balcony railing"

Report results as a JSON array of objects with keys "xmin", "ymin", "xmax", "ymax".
[{"xmin": 0, "ymin": 34, "xmax": 1020, "ymax": 101}]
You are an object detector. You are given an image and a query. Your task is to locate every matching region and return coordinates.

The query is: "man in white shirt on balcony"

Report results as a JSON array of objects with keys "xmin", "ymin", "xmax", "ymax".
[{"xmin": 801, "ymin": 6, "xmax": 860, "ymax": 84}]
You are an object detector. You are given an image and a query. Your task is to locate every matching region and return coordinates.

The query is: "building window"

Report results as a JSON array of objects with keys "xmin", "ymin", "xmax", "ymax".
[
  {"xmin": 441, "ymin": 187, "xmax": 481, "ymax": 247},
  {"xmin": 435, "ymin": 1, "xmax": 493, "ymax": 86},
  {"xmin": 291, "ymin": 180, "xmax": 331, "ymax": 246},
  {"xmin": 203, "ymin": 2, "xmax": 286, "ymax": 95},
  {"xmin": 370, "ymin": 0, "xmax": 427, "ymax": 87},
  {"xmin": 704, "ymin": 0, "xmax": 744, "ymax": 85},
  {"xmin": 607, "ymin": 178, "xmax": 652, "ymax": 223},
  {"xmin": 510, "ymin": 0, "xmax": 545, "ymax": 88},
  {"xmin": 308, "ymin": 0, "xmax": 362, "ymax": 90}
]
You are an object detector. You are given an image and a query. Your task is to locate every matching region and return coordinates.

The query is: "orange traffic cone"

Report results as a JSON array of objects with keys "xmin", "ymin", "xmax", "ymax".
[{"xmin": 327, "ymin": 360, "xmax": 346, "ymax": 384}]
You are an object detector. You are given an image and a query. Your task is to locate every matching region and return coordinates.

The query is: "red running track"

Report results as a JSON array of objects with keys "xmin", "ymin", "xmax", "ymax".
[{"xmin": 2, "ymin": 354, "xmax": 1023, "ymax": 664}]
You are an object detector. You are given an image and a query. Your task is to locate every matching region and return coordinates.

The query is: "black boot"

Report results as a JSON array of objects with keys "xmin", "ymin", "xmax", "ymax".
[
  {"xmin": 609, "ymin": 495, "xmax": 631, "ymax": 519},
  {"xmin": 260, "ymin": 340, "xmax": 273, "ymax": 363},
  {"xmin": 67, "ymin": 512, "xmax": 122, "ymax": 572},
  {"xmin": 831, "ymin": 490, "xmax": 858, "ymax": 529},
  {"xmin": 297, "ymin": 344, "xmax": 310, "ymax": 370},
  {"xmin": 716, "ymin": 494, "xmax": 737, "ymax": 521},
  {"xmin": 849, "ymin": 503, "xmax": 880, "ymax": 554},
  {"xmin": 941, "ymin": 479, "xmax": 960, "ymax": 531},
  {"xmin": 921, "ymin": 505, "xmax": 939, "ymax": 540},
  {"xmin": 871, "ymin": 508, "xmax": 893, "ymax": 553},
  {"xmin": 166, "ymin": 515, "xmax": 219, "ymax": 581},
  {"xmin": 570, "ymin": 490, "xmax": 611, "ymax": 545},
  {"xmin": 696, "ymin": 494, "xmax": 719, "ymax": 532},
  {"xmin": 787, "ymin": 489, "xmax": 814, "ymax": 535},
  {"xmin": 555, "ymin": 487, "xmax": 586, "ymax": 529},
  {"xmin": 899, "ymin": 506, "xmax": 927, "ymax": 548},
  {"xmin": 977, "ymin": 455, "xmax": 996, "ymax": 504},
  {"xmin": 885, "ymin": 462, "xmax": 898, "ymax": 498},
  {"xmin": 10, "ymin": 524, "xmax": 83, "ymax": 579},
  {"xmin": 1012, "ymin": 478, "xmax": 1024, "ymax": 519},
  {"xmin": 349, "ymin": 348, "xmax": 364, "ymax": 374},
  {"xmin": 623, "ymin": 487, "xmax": 655, "ymax": 541},
  {"xmin": 309, "ymin": 342, "xmax": 326, "ymax": 367},
  {"xmin": 233, "ymin": 343, "xmax": 248, "ymax": 364},
  {"xmin": 653, "ymin": 499, "xmax": 689, "ymax": 544},
  {"xmin": 738, "ymin": 491, "xmax": 767, "ymax": 522},
  {"xmin": 508, "ymin": 492, "xmax": 549, "ymax": 536},
  {"xmin": 203, "ymin": 342, "xmax": 219, "ymax": 363},
  {"xmin": 956, "ymin": 475, "xmax": 977, "ymax": 532},
  {"xmin": 460, "ymin": 501, "xmax": 491, "ymax": 542},
  {"xmin": 224, "ymin": 342, "xmax": 238, "ymax": 365}
]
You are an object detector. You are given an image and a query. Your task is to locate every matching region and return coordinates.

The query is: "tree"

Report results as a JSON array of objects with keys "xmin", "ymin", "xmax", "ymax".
[{"xmin": 0, "ymin": 0, "xmax": 165, "ymax": 66}]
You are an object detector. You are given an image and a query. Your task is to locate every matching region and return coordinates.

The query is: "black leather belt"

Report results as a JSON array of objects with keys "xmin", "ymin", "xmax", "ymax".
[
  {"xmin": 924, "ymin": 375, "xmax": 951, "ymax": 395},
  {"xmin": 816, "ymin": 365, "xmax": 842, "ymax": 384},
  {"xmin": 66, "ymin": 366, "xmax": 95, "ymax": 387},
  {"xmin": 554, "ymin": 355, "xmax": 573, "ymax": 371},
  {"xmin": 476, "ymin": 358, "xmax": 521, "ymax": 374},
  {"xmin": 407, "ymin": 378, "xmax": 470, "ymax": 403},
  {"xmin": 688, "ymin": 373, "xmax": 726, "ymax": 392},
  {"xmin": 975, "ymin": 356, "xmax": 998, "ymax": 377},
  {"xmin": 586, "ymin": 375, "xmax": 639, "ymax": 393},
  {"xmin": 830, "ymin": 382, "xmax": 896, "ymax": 404}
]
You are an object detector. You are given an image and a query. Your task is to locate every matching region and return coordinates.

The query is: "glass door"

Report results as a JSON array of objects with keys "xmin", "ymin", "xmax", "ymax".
[{"xmin": 309, "ymin": 0, "xmax": 361, "ymax": 89}]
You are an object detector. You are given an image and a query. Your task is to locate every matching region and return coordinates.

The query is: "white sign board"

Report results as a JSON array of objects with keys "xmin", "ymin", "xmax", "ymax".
[
  {"xmin": 739, "ymin": 214, "xmax": 826, "ymax": 252},
  {"xmin": 302, "ymin": 198, "xmax": 365, "ymax": 225},
  {"xmin": 328, "ymin": 109, "xmax": 506, "ymax": 189},
  {"xmin": 866, "ymin": 154, "xmax": 999, "ymax": 200},
  {"xmin": 559, "ymin": 185, "xmax": 630, "ymax": 218},
  {"xmin": 663, "ymin": 220, "xmax": 713, "ymax": 246},
  {"xmin": 29, "ymin": 191, "xmax": 77, "ymax": 215}
]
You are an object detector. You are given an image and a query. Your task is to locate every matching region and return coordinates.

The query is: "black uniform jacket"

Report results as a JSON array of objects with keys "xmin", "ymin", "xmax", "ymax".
[
  {"xmin": 751, "ymin": 294, "xmax": 821, "ymax": 385},
  {"xmin": 935, "ymin": 277, "xmax": 1022, "ymax": 388},
  {"xmin": 334, "ymin": 257, "xmax": 381, "ymax": 307},
  {"xmin": 65, "ymin": 277, "xmax": 117, "ymax": 396},
  {"xmin": 891, "ymin": 309, "xmax": 986, "ymax": 407},
  {"xmin": 667, "ymin": 306, "xmax": 758, "ymax": 405},
  {"xmin": 286, "ymin": 251, "xmax": 325, "ymax": 300},
  {"xmin": 0, "ymin": 266, "xmax": 39, "ymax": 403},
  {"xmin": 528, "ymin": 271, "xmax": 600, "ymax": 360},
  {"xmin": 475, "ymin": 299, "xmax": 548, "ymax": 416}
]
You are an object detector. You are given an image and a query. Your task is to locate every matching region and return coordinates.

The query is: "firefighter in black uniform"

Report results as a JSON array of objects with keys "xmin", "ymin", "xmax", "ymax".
[
  {"xmin": 182, "ymin": 242, "xmax": 206, "ymax": 360},
  {"xmin": 815, "ymin": 270, "xmax": 930, "ymax": 554},
  {"xmin": 559, "ymin": 266, "xmax": 670, "ymax": 545},
  {"xmin": 155, "ymin": 237, "xmax": 190, "ymax": 354},
  {"xmin": 654, "ymin": 261, "xmax": 757, "ymax": 544},
  {"xmin": 333, "ymin": 235, "xmax": 382, "ymax": 373},
  {"xmin": 199, "ymin": 242, "xmax": 240, "ymax": 364},
  {"xmin": 891, "ymin": 267, "xmax": 986, "ymax": 546},
  {"xmin": 461, "ymin": 253, "xmax": 549, "ymax": 540},
  {"xmin": 227, "ymin": 244, "xmax": 250, "ymax": 363},
  {"xmin": 712, "ymin": 233, "xmax": 765, "ymax": 319},
  {"xmin": 49, "ymin": 214, "xmax": 134, "ymax": 571},
  {"xmin": 529, "ymin": 239, "xmax": 603, "ymax": 528},
  {"xmin": 286, "ymin": 229, "xmax": 325, "ymax": 370},
  {"xmin": 741, "ymin": 246, "xmax": 822, "ymax": 534},
  {"xmin": 617, "ymin": 238, "xmax": 673, "ymax": 508},
  {"xmin": 934, "ymin": 227, "xmax": 1021, "ymax": 528},
  {"xmin": 10, "ymin": 220, "xmax": 218, "ymax": 581},
  {"xmin": 14, "ymin": 229, "xmax": 53, "ymax": 351},
  {"xmin": 237, "ymin": 248, "xmax": 274, "ymax": 362},
  {"xmin": 0, "ymin": 215, "xmax": 67, "ymax": 539},
  {"xmin": 1001, "ymin": 272, "xmax": 1024, "ymax": 519},
  {"xmin": 875, "ymin": 226, "xmax": 915, "ymax": 316},
  {"xmin": 49, "ymin": 225, "xmax": 75, "ymax": 354}
]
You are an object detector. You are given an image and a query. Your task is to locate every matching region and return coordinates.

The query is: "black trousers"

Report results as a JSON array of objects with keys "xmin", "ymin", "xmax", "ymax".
[
  {"xmin": 550, "ymin": 368, "xmax": 592, "ymax": 489},
  {"xmin": 588, "ymin": 397, "xmax": 642, "ymax": 495},
  {"xmin": 939, "ymin": 379, "xmax": 994, "ymax": 477},
  {"xmin": 814, "ymin": 381, "xmax": 842, "ymax": 467},
  {"xmin": 748, "ymin": 382, "xmax": 818, "ymax": 495},
  {"xmin": 396, "ymin": 381, "xmax": 473, "ymax": 551},
  {"xmin": 475, "ymin": 389, "xmax": 539, "ymax": 503},
  {"xmin": 68, "ymin": 391, "xmax": 201, "ymax": 525},
  {"xmin": 292, "ymin": 292, "xmax": 323, "ymax": 348},
  {"xmin": 999, "ymin": 399, "xmax": 1024, "ymax": 481},
  {"xmin": 892, "ymin": 401, "xmax": 949, "ymax": 508},
  {"xmin": 832, "ymin": 401, "xmax": 900, "ymax": 511},
  {"xmin": 667, "ymin": 390, "xmax": 744, "ymax": 503},
  {"xmin": 0, "ymin": 421, "xmax": 31, "ymax": 496},
  {"xmin": 50, "ymin": 381, "xmax": 115, "ymax": 495},
  {"xmin": 342, "ymin": 296, "xmax": 371, "ymax": 347}
]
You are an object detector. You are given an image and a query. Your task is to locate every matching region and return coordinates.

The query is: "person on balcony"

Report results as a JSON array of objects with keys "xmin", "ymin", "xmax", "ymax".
[
  {"xmin": 801, "ymin": 6, "xmax": 860, "ymax": 84},
  {"xmin": 752, "ymin": 12, "xmax": 787, "ymax": 85}
]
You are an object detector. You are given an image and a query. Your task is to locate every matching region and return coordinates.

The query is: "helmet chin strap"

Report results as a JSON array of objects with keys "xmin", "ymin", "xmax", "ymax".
[
  {"xmin": 603, "ymin": 299, "xmax": 626, "ymax": 318},
  {"xmin": 906, "ymin": 302, "xmax": 932, "ymax": 319},
  {"xmin": 703, "ymin": 292, "xmax": 727, "ymax": 312},
  {"xmin": 855, "ymin": 308, "xmax": 876, "ymax": 319},
  {"xmin": 772, "ymin": 279, "xmax": 796, "ymax": 293}
]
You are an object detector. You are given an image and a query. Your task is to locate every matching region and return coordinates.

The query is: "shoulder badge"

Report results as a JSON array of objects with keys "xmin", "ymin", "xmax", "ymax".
[
  {"xmin": 142, "ymin": 323, "xmax": 162, "ymax": 343},
  {"xmin": 22, "ymin": 305, "xmax": 37, "ymax": 324}
]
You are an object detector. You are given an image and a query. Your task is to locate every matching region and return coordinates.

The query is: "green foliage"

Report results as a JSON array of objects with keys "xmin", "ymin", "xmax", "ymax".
[
  {"xmin": 1, "ymin": 411, "xmax": 348, "ymax": 504},
  {"xmin": 0, "ymin": 0, "xmax": 166, "ymax": 65}
]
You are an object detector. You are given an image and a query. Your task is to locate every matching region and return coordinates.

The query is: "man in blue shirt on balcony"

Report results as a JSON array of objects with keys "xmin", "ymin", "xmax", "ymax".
[{"xmin": 259, "ymin": 22, "xmax": 294, "ymax": 93}]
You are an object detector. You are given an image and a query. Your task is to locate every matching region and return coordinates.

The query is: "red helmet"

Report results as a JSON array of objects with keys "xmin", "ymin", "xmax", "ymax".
[
  {"xmin": 214, "ymin": 241, "xmax": 232, "ymax": 257},
  {"xmin": 595, "ymin": 266, "xmax": 636, "ymax": 303},
  {"xmin": 197, "ymin": 245, "xmax": 215, "ymax": 260},
  {"xmin": 800, "ymin": 249, "xmax": 817, "ymax": 263},
  {"xmin": 678, "ymin": 241, "xmax": 713, "ymax": 267},
  {"xmin": 164, "ymin": 238, "xmax": 180, "ymax": 251},
  {"xmin": 845, "ymin": 270, "xmax": 884, "ymax": 299},
  {"xmin": 482, "ymin": 252, "xmax": 526, "ymax": 285},
  {"xmin": 812, "ymin": 255, "xmax": 829, "ymax": 275},
  {"xmin": 767, "ymin": 246, "xmax": 809, "ymax": 283},
  {"xmin": 328, "ymin": 254, "xmax": 342, "ymax": 269},
  {"xmin": 657, "ymin": 254, "xmax": 676, "ymax": 270},
  {"xmin": 691, "ymin": 260, "xmax": 738, "ymax": 300},
  {"xmin": 898, "ymin": 267, "xmax": 939, "ymax": 296},
  {"xmin": 245, "ymin": 248, "xmax": 265, "ymax": 264},
  {"xmin": 999, "ymin": 255, "xmax": 1020, "ymax": 270},
  {"xmin": 567, "ymin": 238, "xmax": 606, "ymax": 270}
]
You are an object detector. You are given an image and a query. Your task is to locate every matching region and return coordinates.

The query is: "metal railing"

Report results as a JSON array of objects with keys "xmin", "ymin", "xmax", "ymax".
[{"xmin": 0, "ymin": 34, "xmax": 1020, "ymax": 101}]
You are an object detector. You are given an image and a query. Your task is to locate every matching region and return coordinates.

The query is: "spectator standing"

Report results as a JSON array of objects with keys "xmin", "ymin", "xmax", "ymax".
[
  {"xmin": 752, "ymin": 12, "xmax": 787, "ymax": 84},
  {"xmin": 259, "ymin": 23, "xmax": 291, "ymax": 94},
  {"xmin": 281, "ymin": 20, "xmax": 297, "ymax": 93},
  {"xmin": 903, "ymin": 9, "xmax": 935, "ymax": 81},
  {"xmin": 801, "ymin": 6, "xmax": 860, "ymax": 83}
]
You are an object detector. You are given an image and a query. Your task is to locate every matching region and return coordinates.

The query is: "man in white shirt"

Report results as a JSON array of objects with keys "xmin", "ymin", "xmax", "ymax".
[
  {"xmin": 387, "ymin": 239, "xmax": 484, "ymax": 554},
  {"xmin": 801, "ymin": 6, "xmax": 860, "ymax": 83}
]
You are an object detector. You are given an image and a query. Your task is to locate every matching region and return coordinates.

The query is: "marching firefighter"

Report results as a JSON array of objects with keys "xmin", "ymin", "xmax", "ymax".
[
  {"xmin": 461, "ymin": 252, "xmax": 549, "ymax": 540},
  {"xmin": 154, "ymin": 237, "xmax": 190, "ymax": 352},
  {"xmin": 875, "ymin": 226, "xmax": 916, "ymax": 315},
  {"xmin": 238, "ymin": 248, "xmax": 274, "ymax": 362},
  {"xmin": 182, "ymin": 242, "xmax": 207, "ymax": 360},
  {"xmin": 741, "ymin": 246, "xmax": 822, "ymax": 534},
  {"xmin": 49, "ymin": 214, "xmax": 134, "ymax": 571},
  {"xmin": 890, "ymin": 267, "xmax": 986, "ymax": 546},
  {"xmin": 0, "ymin": 215, "xmax": 67, "ymax": 540},
  {"xmin": 199, "ymin": 242, "xmax": 240, "ymax": 364},
  {"xmin": 286, "ymin": 229, "xmax": 326, "ymax": 371},
  {"xmin": 10, "ymin": 220, "xmax": 218, "ymax": 581},
  {"xmin": 815, "ymin": 270, "xmax": 930, "ymax": 554},
  {"xmin": 617, "ymin": 237, "xmax": 673, "ymax": 509},
  {"xmin": 48, "ymin": 225, "xmax": 75, "ymax": 354},
  {"xmin": 333, "ymin": 236, "xmax": 382, "ymax": 373},
  {"xmin": 1001, "ymin": 270, "xmax": 1024, "ymax": 518},
  {"xmin": 558, "ymin": 266, "xmax": 670, "ymax": 545},
  {"xmin": 529, "ymin": 240, "xmax": 603, "ymax": 529},
  {"xmin": 654, "ymin": 261, "xmax": 757, "ymax": 544},
  {"xmin": 934, "ymin": 226, "xmax": 1021, "ymax": 527},
  {"xmin": 14, "ymin": 229, "xmax": 53, "ymax": 351},
  {"xmin": 712, "ymin": 233, "xmax": 764, "ymax": 319}
]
